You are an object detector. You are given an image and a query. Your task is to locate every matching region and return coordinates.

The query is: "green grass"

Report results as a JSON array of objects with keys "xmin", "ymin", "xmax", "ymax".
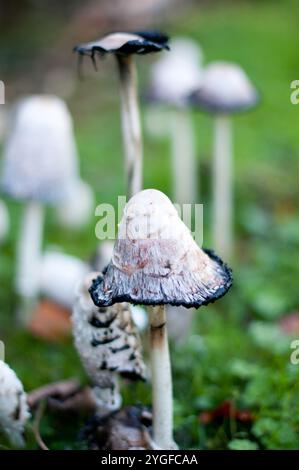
[{"xmin": 1, "ymin": 0, "xmax": 299, "ymax": 449}]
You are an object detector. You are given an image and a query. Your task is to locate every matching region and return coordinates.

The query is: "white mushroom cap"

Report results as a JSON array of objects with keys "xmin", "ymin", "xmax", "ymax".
[
  {"xmin": 0, "ymin": 199, "xmax": 9, "ymax": 244},
  {"xmin": 1, "ymin": 95, "xmax": 79, "ymax": 203},
  {"xmin": 189, "ymin": 62, "xmax": 258, "ymax": 113},
  {"xmin": 90, "ymin": 189, "xmax": 232, "ymax": 308},
  {"xmin": 40, "ymin": 250, "xmax": 90, "ymax": 309},
  {"xmin": 0, "ymin": 360, "xmax": 30, "ymax": 447},
  {"xmin": 148, "ymin": 37, "xmax": 203, "ymax": 106}
]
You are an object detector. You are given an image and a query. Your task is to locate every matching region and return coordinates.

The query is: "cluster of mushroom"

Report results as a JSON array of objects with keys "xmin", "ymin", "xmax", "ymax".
[{"xmin": 69, "ymin": 31, "xmax": 233, "ymax": 450}]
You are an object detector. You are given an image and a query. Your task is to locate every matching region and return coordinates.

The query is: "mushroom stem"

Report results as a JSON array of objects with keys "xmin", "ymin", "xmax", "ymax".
[
  {"xmin": 16, "ymin": 201, "xmax": 44, "ymax": 324},
  {"xmin": 212, "ymin": 115, "xmax": 233, "ymax": 260},
  {"xmin": 148, "ymin": 305, "xmax": 176, "ymax": 449},
  {"xmin": 116, "ymin": 55, "xmax": 142, "ymax": 199},
  {"xmin": 92, "ymin": 372, "xmax": 122, "ymax": 412},
  {"xmin": 170, "ymin": 108, "xmax": 197, "ymax": 204}
]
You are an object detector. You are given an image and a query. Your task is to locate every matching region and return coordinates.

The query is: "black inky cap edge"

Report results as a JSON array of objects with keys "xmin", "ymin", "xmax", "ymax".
[{"xmin": 89, "ymin": 249, "xmax": 233, "ymax": 310}]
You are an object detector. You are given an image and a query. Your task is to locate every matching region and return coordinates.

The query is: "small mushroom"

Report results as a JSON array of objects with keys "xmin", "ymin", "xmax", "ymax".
[
  {"xmin": 0, "ymin": 199, "xmax": 9, "ymax": 244},
  {"xmin": 89, "ymin": 189, "xmax": 232, "ymax": 449},
  {"xmin": 189, "ymin": 62, "xmax": 259, "ymax": 259},
  {"xmin": 40, "ymin": 250, "xmax": 90, "ymax": 310},
  {"xmin": 146, "ymin": 37, "xmax": 203, "ymax": 205},
  {"xmin": 72, "ymin": 273, "xmax": 146, "ymax": 412},
  {"xmin": 74, "ymin": 31, "xmax": 169, "ymax": 198},
  {"xmin": 0, "ymin": 359, "xmax": 30, "ymax": 447},
  {"xmin": 1, "ymin": 95, "xmax": 79, "ymax": 323}
]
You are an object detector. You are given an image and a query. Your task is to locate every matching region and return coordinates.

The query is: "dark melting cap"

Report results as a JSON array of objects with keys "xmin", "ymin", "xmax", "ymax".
[
  {"xmin": 90, "ymin": 189, "xmax": 232, "ymax": 308},
  {"xmin": 74, "ymin": 31, "xmax": 169, "ymax": 58}
]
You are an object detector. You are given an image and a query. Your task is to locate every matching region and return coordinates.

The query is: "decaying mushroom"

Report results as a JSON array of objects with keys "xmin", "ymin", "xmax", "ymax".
[
  {"xmin": 146, "ymin": 37, "xmax": 203, "ymax": 205},
  {"xmin": 0, "ymin": 359, "xmax": 30, "ymax": 447},
  {"xmin": 72, "ymin": 273, "xmax": 146, "ymax": 412},
  {"xmin": 0, "ymin": 95, "xmax": 79, "ymax": 323},
  {"xmin": 89, "ymin": 189, "xmax": 232, "ymax": 449},
  {"xmin": 74, "ymin": 31, "xmax": 169, "ymax": 198},
  {"xmin": 189, "ymin": 62, "xmax": 259, "ymax": 259}
]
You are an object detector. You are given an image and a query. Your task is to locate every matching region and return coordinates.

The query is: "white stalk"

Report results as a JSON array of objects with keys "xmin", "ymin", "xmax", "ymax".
[
  {"xmin": 170, "ymin": 108, "xmax": 197, "ymax": 205},
  {"xmin": 212, "ymin": 115, "xmax": 233, "ymax": 260},
  {"xmin": 117, "ymin": 55, "xmax": 142, "ymax": 199},
  {"xmin": 16, "ymin": 201, "xmax": 44, "ymax": 323},
  {"xmin": 148, "ymin": 305, "xmax": 176, "ymax": 450}
]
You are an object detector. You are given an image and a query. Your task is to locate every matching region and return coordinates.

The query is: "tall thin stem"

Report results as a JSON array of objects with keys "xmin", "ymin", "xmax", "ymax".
[
  {"xmin": 148, "ymin": 305, "xmax": 176, "ymax": 449},
  {"xmin": 212, "ymin": 115, "xmax": 233, "ymax": 260},
  {"xmin": 170, "ymin": 108, "xmax": 197, "ymax": 205},
  {"xmin": 116, "ymin": 55, "xmax": 142, "ymax": 199},
  {"xmin": 16, "ymin": 201, "xmax": 44, "ymax": 324}
]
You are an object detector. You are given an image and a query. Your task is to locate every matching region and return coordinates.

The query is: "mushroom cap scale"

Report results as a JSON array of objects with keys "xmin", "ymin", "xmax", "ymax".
[
  {"xmin": 90, "ymin": 189, "xmax": 232, "ymax": 308},
  {"xmin": 73, "ymin": 274, "xmax": 146, "ymax": 383},
  {"xmin": 1, "ymin": 95, "xmax": 78, "ymax": 203},
  {"xmin": 74, "ymin": 31, "xmax": 169, "ymax": 57},
  {"xmin": 188, "ymin": 62, "xmax": 259, "ymax": 114}
]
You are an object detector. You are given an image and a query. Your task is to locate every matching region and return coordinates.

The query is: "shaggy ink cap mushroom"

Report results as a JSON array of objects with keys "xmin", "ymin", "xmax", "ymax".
[
  {"xmin": 1, "ymin": 95, "xmax": 78, "ymax": 204},
  {"xmin": 74, "ymin": 31, "xmax": 169, "ymax": 59},
  {"xmin": 188, "ymin": 62, "xmax": 259, "ymax": 114},
  {"xmin": 74, "ymin": 273, "xmax": 146, "ymax": 383},
  {"xmin": 90, "ymin": 189, "xmax": 232, "ymax": 308}
]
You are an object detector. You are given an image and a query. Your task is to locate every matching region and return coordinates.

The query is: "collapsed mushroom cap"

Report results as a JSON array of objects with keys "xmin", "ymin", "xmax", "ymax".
[
  {"xmin": 1, "ymin": 95, "xmax": 78, "ymax": 203},
  {"xmin": 188, "ymin": 62, "xmax": 259, "ymax": 114},
  {"xmin": 89, "ymin": 189, "xmax": 232, "ymax": 308},
  {"xmin": 0, "ymin": 360, "xmax": 30, "ymax": 447},
  {"xmin": 73, "ymin": 274, "xmax": 146, "ymax": 383},
  {"xmin": 147, "ymin": 37, "xmax": 203, "ymax": 106},
  {"xmin": 74, "ymin": 31, "xmax": 169, "ymax": 57}
]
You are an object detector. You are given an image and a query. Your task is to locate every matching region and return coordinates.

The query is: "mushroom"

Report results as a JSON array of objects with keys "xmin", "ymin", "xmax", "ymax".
[
  {"xmin": 72, "ymin": 273, "xmax": 146, "ymax": 412},
  {"xmin": 89, "ymin": 189, "xmax": 232, "ymax": 449},
  {"xmin": 56, "ymin": 179, "xmax": 94, "ymax": 231},
  {"xmin": 189, "ymin": 62, "xmax": 259, "ymax": 259},
  {"xmin": 1, "ymin": 95, "xmax": 79, "ymax": 323},
  {"xmin": 0, "ymin": 199, "xmax": 9, "ymax": 244},
  {"xmin": 146, "ymin": 37, "xmax": 203, "ymax": 204},
  {"xmin": 0, "ymin": 359, "xmax": 30, "ymax": 447},
  {"xmin": 40, "ymin": 250, "xmax": 90, "ymax": 309},
  {"xmin": 74, "ymin": 31, "xmax": 169, "ymax": 198}
]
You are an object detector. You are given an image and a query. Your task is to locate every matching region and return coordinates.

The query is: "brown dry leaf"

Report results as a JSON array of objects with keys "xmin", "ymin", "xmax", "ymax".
[{"xmin": 28, "ymin": 299, "xmax": 71, "ymax": 342}]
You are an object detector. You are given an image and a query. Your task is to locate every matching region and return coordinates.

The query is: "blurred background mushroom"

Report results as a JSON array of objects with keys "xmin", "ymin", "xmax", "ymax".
[
  {"xmin": 146, "ymin": 37, "xmax": 203, "ymax": 205},
  {"xmin": 0, "ymin": 199, "xmax": 9, "ymax": 245},
  {"xmin": 0, "ymin": 95, "xmax": 83, "ymax": 324},
  {"xmin": 74, "ymin": 31, "xmax": 169, "ymax": 198},
  {"xmin": 189, "ymin": 62, "xmax": 259, "ymax": 260}
]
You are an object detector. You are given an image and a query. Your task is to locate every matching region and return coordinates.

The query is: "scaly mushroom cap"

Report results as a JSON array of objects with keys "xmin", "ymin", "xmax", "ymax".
[
  {"xmin": 189, "ymin": 62, "xmax": 258, "ymax": 114},
  {"xmin": 74, "ymin": 31, "xmax": 169, "ymax": 58},
  {"xmin": 90, "ymin": 189, "xmax": 232, "ymax": 308},
  {"xmin": 0, "ymin": 360, "xmax": 30, "ymax": 447},
  {"xmin": 1, "ymin": 95, "xmax": 78, "ymax": 203},
  {"xmin": 72, "ymin": 274, "xmax": 146, "ymax": 383},
  {"xmin": 147, "ymin": 37, "xmax": 203, "ymax": 106}
]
